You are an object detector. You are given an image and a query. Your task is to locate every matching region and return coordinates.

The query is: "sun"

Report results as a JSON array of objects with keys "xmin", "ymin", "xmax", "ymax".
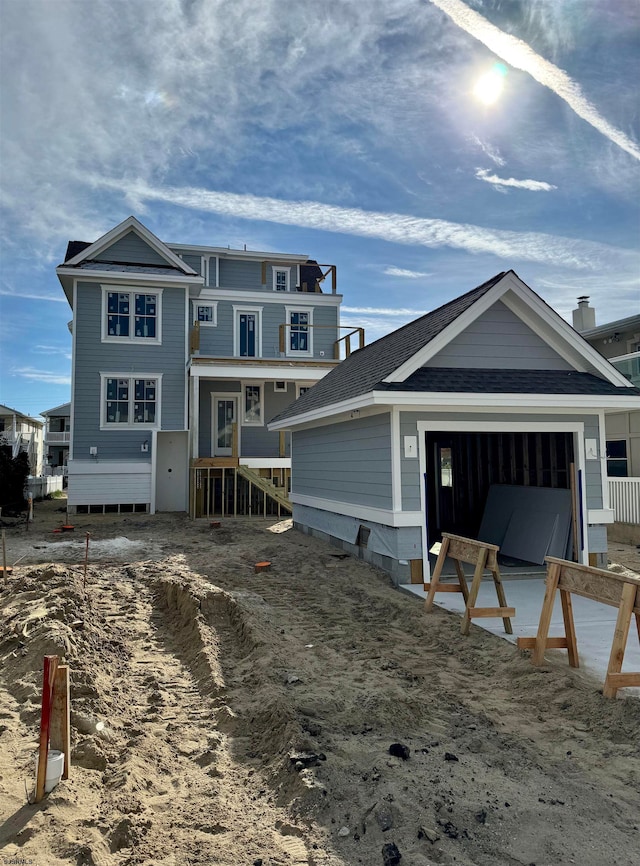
[{"xmin": 474, "ymin": 63, "xmax": 508, "ymax": 105}]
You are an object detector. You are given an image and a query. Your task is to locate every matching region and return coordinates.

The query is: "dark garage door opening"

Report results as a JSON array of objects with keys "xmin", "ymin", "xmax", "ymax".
[{"xmin": 426, "ymin": 430, "xmax": 575, "ymax": 545}]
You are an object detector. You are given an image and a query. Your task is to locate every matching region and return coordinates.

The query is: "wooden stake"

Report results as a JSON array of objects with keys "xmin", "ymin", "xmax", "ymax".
[
  {"xmin": 83, "ymin": 532, "xmax": 90, "ymax": 590},
  {"xmin": 2, "ymin": 528, "xmax": 7, "ymax": 585},
  {"xmin": 49, "ymin": 665, "xmax": 71, "ymax": 781},
  {"xmin": 35, "ymin": 655, "xmax": 59, "ymax": 803}
]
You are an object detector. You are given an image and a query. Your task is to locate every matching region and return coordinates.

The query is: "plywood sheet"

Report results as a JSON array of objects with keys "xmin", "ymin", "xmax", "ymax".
[{"xmin": 501, "ymin": 509, "xmax": 559, "ymax": 565}]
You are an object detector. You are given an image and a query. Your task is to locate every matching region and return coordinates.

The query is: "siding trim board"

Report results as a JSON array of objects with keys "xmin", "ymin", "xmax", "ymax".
[
  {"xmin": 195, "ymin": 288, "xmax": 341, "ymax": 307},
  {"xmin": 290, "ymin": 493, "xmax": 423, "ymax": 527}
]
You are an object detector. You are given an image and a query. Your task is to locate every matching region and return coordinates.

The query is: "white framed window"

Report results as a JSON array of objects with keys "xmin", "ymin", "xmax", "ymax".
[
  {"xmin": 100, "ymin": 374, "xmax": 161, "ymax": 429},
  {"xmin": 274, "ymin": 381, "xmax": 287, "ymax": 392},
  {"xmin": 233, "ymin": 306, "xmax": 263, "ymax": 357},
  {"xmin": 192, "ymin": 301, "xmax": 217, "ymax": 326},
  {"xmin": 297, "ymin": 384, "xmax": 312, "ymax": 398},
  {"xmin": 243, "ymin": 384, "xmax": 263, "ymax": 425},
  {"xmin": 273, "ymin": 267, "xmax": 291, "ymax": 292},
  {"xmin": 285, "ymin": 306, "xmax": 313, "ymax": 356},
  {"xmin": 101, "ymin": 286, "xmax": 162, "ymax": 344},
  {"xmin": 606, "ymin": 439, "xmax": 628, "ymax": 477}
]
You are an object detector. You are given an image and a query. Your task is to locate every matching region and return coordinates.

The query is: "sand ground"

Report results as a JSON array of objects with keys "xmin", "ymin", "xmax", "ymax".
[{"xmin": 0, "ymin": 499, "xmax": 639, "ymax": 866}]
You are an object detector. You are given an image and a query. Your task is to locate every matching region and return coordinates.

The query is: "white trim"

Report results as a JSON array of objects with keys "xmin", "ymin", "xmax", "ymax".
[
  {"xmin": 242, "ymin": 382, "xmax": 263, "ymax": 425},
  {"xmin": 190, "ymin": 374, "xmax": 199, "ymax": 459},
  {"xmin": 70, "ymin": 279, "xmax": 77, "ymax": 460},
  {"xmin": 233, "ymin": 305, "xmax": 263, "ymax": 358},
  {"xmin": 598, "ymin": 409, "xmax": 610, "ymax": 512},
  {"xmin": 391, "ymin": 407, "xmax": 401, "ymax": 511},
  {"xmin": 56, "ymin": 267, "xmax": 202, "ymax": 286},
  {"xmin": 273, "ymin": 266, "xmax": 291, "ymax": 292},
  {"xmin": 65, "ymin": 216, "xmax": 198, "ymax": 274},
  {"xmin": 587, "ymin": 508, "xmax": 615, "ymax": 524},
  {"xmin": 194, "ymin": 287, "xmax": 341, "ymax": 307},
  {"xmin": 99, "ymin": 373, "xmax": 163, "ymax": 430},
  {"xmin": 269, "ymin": 389, "xmax": 640, "ymax": 430},
  {"xmin": 296, "ymin": 383, "xmax": 314, "ymax": 398},
  {"xmin": 274, "ymin": 381, "xmax": 288, "ymax": 392},
  {"xmin": 211, "ymin": 393, "xmax": 240, "ymax": 456},
  {"xmin": 285, "ymin": 305, "xmax": 314, "ymax": 357},
  {"xmin": 192, "ymin": 299, "xmax": 218, "ymax": 326},
  {"xmin": 240, "ymin": 457, "xmax": 291, "ymax": 469},
  {"xmin": 67, "ymin": 460, "xmax": 152, "ymax": 475},
  {"xmin": 101, "ymin": 286, "xmax": 163, "ymax": 345},
  {"xmin": 415, "ymin": 419, "xmax": 589, "ymax": 576},
  {"xmin": 150, "ymin": 429, "xmax": 158, "ymax": 515},
  {"xmin": 291, "ymin": 492, "xmax": 423, "ymax": 527},
  {"xmin": 192, "ymin": 364, "xmax": 332, "ymax": 382}
]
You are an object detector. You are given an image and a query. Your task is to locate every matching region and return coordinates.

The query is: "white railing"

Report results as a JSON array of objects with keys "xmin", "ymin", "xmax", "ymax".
[
  {"xmin": 46, "ymin": 431, "xmax": 70, "ymax": 443},
  {"xmin": 609, "ymin": 477, "xmax": 640, "ymax": 525}
]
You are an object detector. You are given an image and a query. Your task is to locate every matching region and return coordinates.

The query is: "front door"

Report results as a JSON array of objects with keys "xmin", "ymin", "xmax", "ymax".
[
  {"xmin": 239, "ymin": 313, "xmax": 256, "ymax": 357},
  {"xmin": 155, "ymin": 431, "xmax": 188, "ymax": 512},
  {"xmin": 213, "ymin": 397, "xmax": 237, "ymax": 456}
]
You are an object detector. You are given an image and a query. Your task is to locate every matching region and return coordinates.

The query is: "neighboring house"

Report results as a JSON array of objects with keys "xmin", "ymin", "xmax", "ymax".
[
  {"xmin": 56, "ymin": 216, "xmax": 361, "ymax": 515},
  {"xmin": 0, "ymin": 404, "xmax": 44, "ymax": 476},
  {"xmin": 572, "ymin": 297, "xmax": 640, "ymax": 477},
  {"xmin": 269, "ymin": 271, "xmax": 640, "ymax": 583},
  {"xmin": 41, "ymin": 402, "xmax": 71, "ymax": 476}
]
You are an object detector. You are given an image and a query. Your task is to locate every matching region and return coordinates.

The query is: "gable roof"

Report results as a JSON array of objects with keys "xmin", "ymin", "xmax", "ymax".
[
  {"xmin": 41, "ymin": 402, "xmax": 71, "ymax": 417},
  {"xmin": 60, "ymin": 216, "xmax": 198, "ymax": 275},
  {"xmin": 0, "ymin": 404, "xmax": 43, "ymax": 426},
  {"xmin": 269, "ymin": 270, "xmax": 637, "ymax": 428}
]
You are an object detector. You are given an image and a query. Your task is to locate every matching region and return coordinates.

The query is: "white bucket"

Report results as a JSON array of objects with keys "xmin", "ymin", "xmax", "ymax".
[{"xmin": 35, "ymin": 749, "xmax": 65, "ymax": 793}]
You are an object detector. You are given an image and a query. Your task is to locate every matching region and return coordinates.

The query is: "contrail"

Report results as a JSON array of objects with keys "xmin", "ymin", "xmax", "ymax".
[{"xmin": 430, "ymin": 0, "xmax": 640, "ymax": 161}]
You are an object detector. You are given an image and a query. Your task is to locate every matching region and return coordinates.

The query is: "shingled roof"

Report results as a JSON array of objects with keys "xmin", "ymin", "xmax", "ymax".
[{"xmin": 269, "ymin": 271, "xmax": 507, "ymax": 424}]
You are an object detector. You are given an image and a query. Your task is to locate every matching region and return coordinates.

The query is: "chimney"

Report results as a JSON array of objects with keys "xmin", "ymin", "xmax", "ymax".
[{"xmin": 572, "ymin": 296, "xmax": 596, "ymax": 332}]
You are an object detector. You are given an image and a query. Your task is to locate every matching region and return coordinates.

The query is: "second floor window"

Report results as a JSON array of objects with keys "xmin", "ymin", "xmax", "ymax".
[
  {"xmin": 103, "ymin": 287, "xmax": 162, "ymax": 343},
  {"xmin": 286, "ymin": 308, "xmax": 313, "ymax": 355}
]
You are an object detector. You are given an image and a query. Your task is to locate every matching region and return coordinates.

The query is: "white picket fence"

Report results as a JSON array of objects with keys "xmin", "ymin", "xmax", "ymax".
[
  {"xmin": 25, "ymin": 475, "xmax": 64, "ymax": 499},
  {"xmin": 609, "ymin": 477, "xmax": 640, "ymax": 525}
]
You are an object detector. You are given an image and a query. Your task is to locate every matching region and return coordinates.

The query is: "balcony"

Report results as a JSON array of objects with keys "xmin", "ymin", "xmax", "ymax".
[
  {"xmin": 611, "ymin": 352, "xmax": 640, "ymax": 388},
  {"xmin": 45, "ymin": 431, "xmax": 71, "ymax": 444},
  {"xmin": 278, "ymin": 323, "xmax": 365, "ymax": 360}
]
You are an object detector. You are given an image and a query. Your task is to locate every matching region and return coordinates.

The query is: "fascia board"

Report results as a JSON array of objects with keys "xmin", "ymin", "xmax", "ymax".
[
  {"xmin": 499, "ymin": 286, "xmax": 633, "ymax": 387},
  {"xmin": 369, "ymin": 389, "xmax": 640, "ymax": 411},
  {"xmin": 267, "ymin": 393, "xmax": 376, "ymax": 431},
  {"xmin": 383, "ymin": 272, "xmax": 514, "ymax": 384},
  {"xmin": 64, "ymin": 216, "xmax": 198, "ymax": 274},
  {"xmin": 190, "ymin": 363, "xmax": 332, "ymax": 382},
  {"xmin": 195, "ymin": 287, "xmax": 342, "ymax": 306},
  {"xmin": 56, "ymin": 267, "xmax": 203, "ymax": 286}
]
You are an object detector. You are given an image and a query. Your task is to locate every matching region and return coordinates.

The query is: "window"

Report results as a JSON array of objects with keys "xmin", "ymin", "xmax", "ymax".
[
  {"xmin": 102, "ymin": 375, "xmax": 160, "ymax": 428},
  {"xmin": 274, "ymin": 381, "xmax": 287, "ymax": 392},
  {"xmin": 286, "ymin": 307, "xmax": 313, "ymax": 356},
  {"xmin": 243, "ymin": 384, "xmax": 262, "ymax": 425},
  {"xmin": 297, "ymin": 384, "xmax": 312, "ymax": 398},
  {"xmin": 606, "ymin": 440, "xmax": 628, "ymax": 477},
  {"xmin": 102, "ymin": 287, "xmax": 162, "ymax": 343},
  {"xmin": 192, "ymin": 301, "xmax": 217, "ymax": 326},
  {"xmin": 273, "ymin": 267, "xmax": 291, "ymax": 292}
]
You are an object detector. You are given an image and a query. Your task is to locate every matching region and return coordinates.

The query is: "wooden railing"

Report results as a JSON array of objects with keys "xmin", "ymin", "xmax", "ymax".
[
  {"xmin": 260, "ymin": 262, "xmax": 337, "ymax": 293},
  {"xmin": 278, "ymin": 323, "xmax": 365, "ymax": 358},
  {"xmin": 609, "ymin": 477, "xmax": 640, "ymax": 525}
]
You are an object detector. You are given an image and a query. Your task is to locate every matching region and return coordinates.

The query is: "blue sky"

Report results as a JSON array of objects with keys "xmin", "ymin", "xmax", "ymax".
[{"xmin": 1, "ymin": 0, "xmax": 639, "ymax": 418}]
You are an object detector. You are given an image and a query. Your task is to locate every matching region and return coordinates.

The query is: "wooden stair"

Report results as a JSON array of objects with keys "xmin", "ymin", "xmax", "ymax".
[{"xmin": 236, "ymin": 465, "xmax": 292, "ymax": 513}]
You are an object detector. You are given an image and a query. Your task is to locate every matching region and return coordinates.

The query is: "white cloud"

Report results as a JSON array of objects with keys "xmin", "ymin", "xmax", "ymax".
[
  {"xmin": 383, "ymin": 267, "xmax": 433, "ymax": 278},
  {"xmin": 0, "ymin": 287, "xmax": 66, "ymax": 303},
  {"xmin": 475, "ymin": 169, "xmax": 557, "ymax": 192},
  {"xmin": 342, "ymin": 306, "xmax": 429, "ymax": 316},
  {"xmin": 430, "ymin": 0, "xmax": 640, "ymax": 160},
  {"xmin": 98, "ymin": 177, "xmax": 639, "ymax": 273},
  {"xmin": 11, "ymin": 367, "xmax": 71, "ymax": 386},
  {"xmin": 469, "ymin": 135, "xmax": 505, "ymax": 167},
  {"xmin": 35, "ymin": 345, "xmax": 72, "ymax": 360}
]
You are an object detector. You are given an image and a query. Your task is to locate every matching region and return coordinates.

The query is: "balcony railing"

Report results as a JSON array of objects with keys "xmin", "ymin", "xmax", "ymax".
[
  {"xmin": 260, "ymin": 262, "xmax": 337, "ymax": 294},
  {"xmin": 45, "ymin": 431, "xmax": 70, "ymax": 444},
  {"xmin": 278, "ymin": 323, "xmax": 365, "ymax": 359},
  {"xmin": 611, "ymin": 352, "xmax": 640, "ymax": 388}
]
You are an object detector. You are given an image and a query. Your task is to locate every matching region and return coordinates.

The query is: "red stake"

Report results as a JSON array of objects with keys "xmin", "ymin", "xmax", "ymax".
[{"xmin": 35, "ymin": 655, "xmax": 59, "ymax": 802}]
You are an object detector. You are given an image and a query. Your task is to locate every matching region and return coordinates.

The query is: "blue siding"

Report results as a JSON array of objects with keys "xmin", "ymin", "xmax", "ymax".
[
  {"xmin": 219, "ymin": 259, "xmax": 264, "ymax": 290},
  {"xmin": 72, "ymin": 280, "xmax": 187, "ymax": 461},
  {"xmin": 94, "ymin": 231, "xmax": 168, "ymax": 266},
  {"xmin": 181, "ymin": 254, "xmax": 202, "ymax": 275},
  {"xmin": 197, "ymin": 300, "xmax": 338, "ymax": 360},
  {"xmin": 426, "ymin": 301, "xmax": 573, "ymax": 370},
  {"xmin": 292, "ymin": 413, "xmax": 392, "ymax": 508}
]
